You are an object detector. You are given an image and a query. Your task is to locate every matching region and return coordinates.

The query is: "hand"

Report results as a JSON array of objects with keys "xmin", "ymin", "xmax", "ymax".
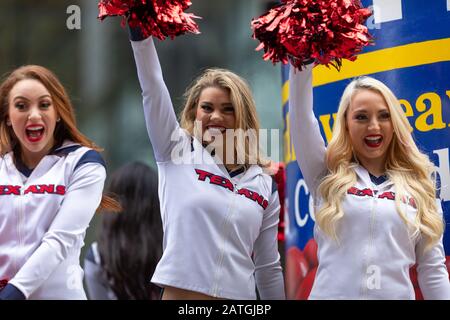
[
  {"xmin": 128, "ymin": 24, "xmax": 149, "ymax": 42},
  {"xmin": 0, "ymin": 284, "xmax": 26, "ymax": 300},
  {"xmin": 288, "ymin": 55, "xmax": 316, "ymax": 70},
  {"xmin": 302, "ymin": 58, "xmax": 316, "ymax": 66}
]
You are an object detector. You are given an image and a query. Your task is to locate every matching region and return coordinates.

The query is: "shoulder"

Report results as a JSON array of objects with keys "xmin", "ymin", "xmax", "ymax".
[
  {"xmin": 74, "ymin": 149, "xmax": 105, "ymax": 171},
  {"xmin": 255, "ymin": 168, "xmax": 279, "ymax": 198},
  {"xmin": 54, "ymin": 142, "xmax": 106, "ymax": 171},
  {"xmin": 258, "ymin": 168, "xmax": 279, "ymax": 196},
  {"xmin": 270, "ymin": 175, "xmax": 278, "ymax": 195}
]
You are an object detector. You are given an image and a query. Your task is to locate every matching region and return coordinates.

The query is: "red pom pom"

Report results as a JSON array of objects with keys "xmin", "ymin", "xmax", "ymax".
[
  {"xmin": 295, "ymin": 266, "xmax": 317, "ymax": 300},
  {"xmin": 270, "ymin": 162, "xmax": 286, "ymax": 242},
  {"xmin": 286, "ymin": 247, "xmax": 309, "ymax": 299},
  {"xmin": 98, "ymin": 0, "xmax": 201, "ymax": 40},
  {"xmin": 0, "ymin": 278, "xmax": 8, "ymax": 290},
  {"xmin": 251, "ymin": 0, "xmax": 373, "ymax": 70}
]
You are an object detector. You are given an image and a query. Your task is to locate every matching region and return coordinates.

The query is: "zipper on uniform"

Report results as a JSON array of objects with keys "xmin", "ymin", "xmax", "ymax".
[
  {"xmin": 15, "ymin": 185, "xmax": 25, "ymax": 274},
  {"xmin": 212, "ymin": 183, "xmax": 239, "ymax": 297},
  {"xmin": 361, "ymin": 191, "xmax": 377, "ymax": 299}
]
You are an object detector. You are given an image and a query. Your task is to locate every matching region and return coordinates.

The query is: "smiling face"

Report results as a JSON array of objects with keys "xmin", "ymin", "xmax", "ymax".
[
  {"xmin": 195, "ymin": 86, "xmax": 236, "ymax": 140},
  {"xmin": 7, "ymin": 79, "xmax": 58, "ymax": 167},
  {"xmin": 346, "ymin": 89, "xmax": 394, "ymax": 174}
]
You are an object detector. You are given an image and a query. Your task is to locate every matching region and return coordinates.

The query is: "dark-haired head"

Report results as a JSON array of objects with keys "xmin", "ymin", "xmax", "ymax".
[{"xmin": 98, "ymin": 161, "xmax": 162, "ymax": 300}]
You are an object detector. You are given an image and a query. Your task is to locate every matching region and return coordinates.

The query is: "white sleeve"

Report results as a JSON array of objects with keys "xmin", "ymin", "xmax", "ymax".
[
  {"xmin": 289, "ymin": 65, "xmax": 327, "ymax": 196},
  {"xmin": 415, "ymin": 199, "xmax": 450, "ymax": 300},
  {"xmin": 9, "ymin": 163, "xmax": 106, "ymax": 298},
  {"xmin": 253, "ymin": 190, "xmax": 286, "ymax": 300},
  {"xmin": 131, "ymin": 37, "xmax": 182, "ymax": 162}
]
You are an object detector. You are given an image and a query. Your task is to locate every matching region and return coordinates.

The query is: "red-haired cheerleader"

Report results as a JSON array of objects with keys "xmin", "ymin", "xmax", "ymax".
[{"xmin": 0, "ymin": 66, "xmax": 119, "ymax": 300}]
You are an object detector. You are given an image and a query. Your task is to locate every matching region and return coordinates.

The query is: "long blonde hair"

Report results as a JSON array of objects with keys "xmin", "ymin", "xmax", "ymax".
[
  {"xmin": 317, "ymin": 76, "xmax": 443, "ymax": 250},
  {"xmin": 180, "ymin": 68, "xmax": 269, "ymax": 168}
]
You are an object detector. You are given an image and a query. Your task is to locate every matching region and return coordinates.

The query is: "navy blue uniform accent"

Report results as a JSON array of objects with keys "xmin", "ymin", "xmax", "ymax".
[
  {"xmin": 16, "ymin": 145, "xmax": 83, "ymax": 177},
  {"xmin": 271, "ymin": 177, "xmax": 278, "ymax": 194},
  {"xmin": 74, "ymin": 150, "xmax": 106, "ymax": 171},
  {"xmin": 229, "ymin": 166, "xmax": 245, "ymax": 178},
  {"xmin": 128, "ymin": 26, "xmax": 149, "ymax": 42},
  {"xmin": 14, "ymin": 145, "xmax": 103, "ymax": 177},
  {"xmin": 15, "ymin": 159, "xmax": 33, "ymax": 178},
  {"xmin": 52, "ymin": 145, "xmax": 82, "ymax": 157},
  {"xmin": 369, "ymin": 173, "xmax": 388, "ymax": 185},
  {"xmin": 0, "ymin": 284, "xmax": 26, "ymax": 300}
]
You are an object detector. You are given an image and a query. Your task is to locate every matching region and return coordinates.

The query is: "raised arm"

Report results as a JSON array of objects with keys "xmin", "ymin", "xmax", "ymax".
[
  {"xmin": 131, "ymin": 37, "xmax": 182, "ymax": 162},
  {"xmin": 289, "ymin": 65, "xmax": 327, "ymax": 195}
]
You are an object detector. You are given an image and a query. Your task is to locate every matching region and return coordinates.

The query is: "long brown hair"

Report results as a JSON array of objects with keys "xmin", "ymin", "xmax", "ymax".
[{"xmin": 0, "ymin": 65, "xmax": 120, "ymax": 211}]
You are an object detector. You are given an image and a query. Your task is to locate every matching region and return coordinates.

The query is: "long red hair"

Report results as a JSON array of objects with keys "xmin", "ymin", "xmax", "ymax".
[{"xmin": 0, "ymin": 65, "xmax": 120, "ymax": 211}]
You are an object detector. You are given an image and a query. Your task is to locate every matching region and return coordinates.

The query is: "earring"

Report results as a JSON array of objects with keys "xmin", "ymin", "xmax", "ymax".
[
  {"xmin": 6, "ymin": 120, "xmax": 11, "ymax": 126},
  {"xmin": 56, "ymin": 118, "xmax": 61, "ymax": 122}
]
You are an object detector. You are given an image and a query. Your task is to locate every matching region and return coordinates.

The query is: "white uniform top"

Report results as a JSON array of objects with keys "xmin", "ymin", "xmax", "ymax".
[
  {"xmin": 0, "ymin": 141, "xmax": 106, "ymax": 299},
  {"xmin": 289, "ymin": 65, "xmax": 450, "ymax": 299},
  {"xmin": 131, "ymin": 37, "xmax": 285, "ymax": 300}
]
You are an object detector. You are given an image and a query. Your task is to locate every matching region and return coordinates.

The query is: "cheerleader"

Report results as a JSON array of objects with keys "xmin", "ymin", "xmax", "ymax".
[
  {"xmin": 0, "ymin": 65, "xmax": 119, "ymax": 299},
  {"xmin": 289, "ymin": 63, "xmax": 450, "ymax": 299},
  {"xmin": 127, "ymin": 27, "xmax": 285, "ymax": 300}
]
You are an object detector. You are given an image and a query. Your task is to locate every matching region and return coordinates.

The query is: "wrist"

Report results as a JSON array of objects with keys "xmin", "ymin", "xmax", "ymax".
[
  {"xmin": 0, "ymin": 283, "xmax": 26, "ymax": 300},
  {"xmin": 128, "ymin": 25, "xmax": 149, "ymax": 42}
]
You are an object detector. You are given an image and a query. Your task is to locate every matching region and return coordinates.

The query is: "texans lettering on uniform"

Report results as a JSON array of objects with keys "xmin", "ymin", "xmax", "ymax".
[
  {"xmin": 195, "ymin": 169, "xmax": 269, "ymax": 209},
  {"xmin": 0, "ymin": 184, "xmax": 66, "ymax": 196},
  {"xmin": 347, "ymin": 186, "xmax": 417, "ymax": 209}
]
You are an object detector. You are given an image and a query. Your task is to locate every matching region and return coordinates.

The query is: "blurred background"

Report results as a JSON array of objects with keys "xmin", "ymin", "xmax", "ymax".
[
  {"xmin": 0, "ymin": 0, "xmax": 284, "ymax": 257},
  {"xmin": 3, "ymin": 0, "xmax": 449, "ymax": 301}
]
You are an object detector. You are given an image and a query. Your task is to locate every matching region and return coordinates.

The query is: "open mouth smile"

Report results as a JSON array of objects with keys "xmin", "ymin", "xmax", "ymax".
[
  {"xmin": 206, "ymin": 125, "xmax": 227, "ymax": 134},
  {"xmin": 25, "ymin": 125, "xmax": 45, "ymax": 143},
  {"xmin": 364, "ymin": 135, "xmax": 383, "ymax": 148}
]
